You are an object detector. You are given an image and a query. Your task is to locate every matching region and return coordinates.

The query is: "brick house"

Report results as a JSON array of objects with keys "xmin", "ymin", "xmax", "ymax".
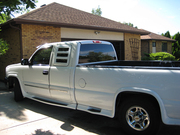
[
  {"xmin": 141, "ymin": 30, "xmax": 175, "ymax": 57},
  {"xmin": 0, "ymin": 2, "xmax": 149, "ymax": 79}
]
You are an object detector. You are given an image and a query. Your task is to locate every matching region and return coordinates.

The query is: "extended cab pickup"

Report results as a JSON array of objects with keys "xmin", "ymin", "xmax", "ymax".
[{"xmin": 6, "ymin": 40, "xmax": 180, "ymax": 134}]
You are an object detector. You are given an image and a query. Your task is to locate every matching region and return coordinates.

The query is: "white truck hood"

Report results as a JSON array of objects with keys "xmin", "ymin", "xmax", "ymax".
[{"xmin": 7, "ymin": 63, "xmax": 21, "ymax": 67}]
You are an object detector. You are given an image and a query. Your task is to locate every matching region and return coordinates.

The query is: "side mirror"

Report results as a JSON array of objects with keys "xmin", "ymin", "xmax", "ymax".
[{"xmin": 21, "ymin": 59, "xmax": 30, "ymax": 65}]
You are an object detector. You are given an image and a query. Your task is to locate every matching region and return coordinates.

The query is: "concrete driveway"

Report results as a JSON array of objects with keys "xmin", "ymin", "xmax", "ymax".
[{"xmin": 0, "ymin": 84, "xmax": 180, "ymax": 135}]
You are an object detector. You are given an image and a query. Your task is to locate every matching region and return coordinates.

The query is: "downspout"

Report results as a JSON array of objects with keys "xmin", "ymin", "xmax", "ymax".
[{"xmin": 9, "ymin": 23, "xmax": 23, "ymax": 60}]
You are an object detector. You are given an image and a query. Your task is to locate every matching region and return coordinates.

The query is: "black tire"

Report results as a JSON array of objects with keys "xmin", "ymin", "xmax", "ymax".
[
  {"xmin": 14, "ymin": 78, "xmax": 24, "ymax": 102},
  {"xmin": 118, "ymin": 98, "xmax": 160, "ymax": 135}
]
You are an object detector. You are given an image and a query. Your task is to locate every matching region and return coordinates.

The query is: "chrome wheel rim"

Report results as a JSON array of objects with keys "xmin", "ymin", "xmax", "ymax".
[{"xmin": 126, "ymin": 106, "xmax": 150, "ymax": 131}]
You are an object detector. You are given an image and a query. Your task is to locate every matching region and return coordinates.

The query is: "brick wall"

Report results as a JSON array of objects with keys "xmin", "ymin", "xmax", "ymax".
[
  {"xmin": 0, "ymin": 27, "xmax": 21, "ymax": 80},
  {"xmin": 167, "ymin": 42, "xmax": 172, "ymax": 54},
  {"xmin": 21, "ymin": 24, "xmax": 61, "ymax": 59},
  {"xmin": 141, "ymin": 41, "xmax": 149, "ymax": 57},
  {"xmin": 124, "ymin": 33, "xmax": 141, "ymax": 61}
]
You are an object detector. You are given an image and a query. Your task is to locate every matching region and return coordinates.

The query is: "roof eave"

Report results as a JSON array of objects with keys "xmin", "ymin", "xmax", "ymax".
[
  {"xmin": 141, "ymin": 38, "xmax": 176, "ymax": 42},
  {"xmin": 7, "ymin": 18, "xmax": 148, "ymax": 35}
]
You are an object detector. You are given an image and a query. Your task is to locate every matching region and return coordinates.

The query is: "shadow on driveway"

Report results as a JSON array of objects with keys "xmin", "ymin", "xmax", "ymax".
[
  {"xmin": 0, "ymin": 90, "xmax": 180, "ymax": 135},
  {"xmin": 0, "ymin": 90, "xmax": 27, "ymax": 121}
]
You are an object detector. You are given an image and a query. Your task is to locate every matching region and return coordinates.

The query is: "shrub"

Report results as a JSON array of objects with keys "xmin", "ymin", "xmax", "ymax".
[{"xmin": 142, "ymin": 52, "xmax": 177, "ymax": 61}]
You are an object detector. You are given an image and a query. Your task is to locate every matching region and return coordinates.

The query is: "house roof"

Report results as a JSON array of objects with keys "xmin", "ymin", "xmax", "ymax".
[
  {"xmin": 2, "ymin": 2, "xmax": 149, "ymax": 35},
  {"xmin": 141, "ymin": 29, "xmax": 176, "ymax": 42}
]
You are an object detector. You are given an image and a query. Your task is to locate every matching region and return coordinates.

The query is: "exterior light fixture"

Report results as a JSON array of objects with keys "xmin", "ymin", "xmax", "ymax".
[{"xmin": 94, "ymin": 31, "xmax": 100, "ymax": 35}]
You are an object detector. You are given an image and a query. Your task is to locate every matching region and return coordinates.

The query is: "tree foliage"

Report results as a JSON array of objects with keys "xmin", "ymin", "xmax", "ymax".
[
  {"xmin": 0, "ymin": 13, "xmax": 10, "ymax": 56},
  {"xmin": 92, "ymin": 6, "xmax": 102, "ymax": 16},
  {"xmin": 0, "ymin": 0, "xmax": 37, "ymax": 56},
  {"xmin": 0, "ymin": 13, "xmax": 11, "ymax": 23},
  {"xmin": 79, "ymin": 52, "xmax": 114, "ymax": 63},
  {"xmin": 88, "ymin": 52, "xmax": 114, "ymax": 62},
  {"xmin": 123, "ymin": 22, "xmax": 138, "ymax": 29},
  {"xmin": 161, "ymin": 31, "xmax": 171, "ymax": 38},
  {"xmin": 172, "ymin": 32, "xmax": 180, "ymax": 59},
  {"xmin": 0, "ymin": 39, "xmax": 8, "ymax": 56},
  {"xmin": 0, "ymin": 0, "xmax": 36, "ymax": 17}
]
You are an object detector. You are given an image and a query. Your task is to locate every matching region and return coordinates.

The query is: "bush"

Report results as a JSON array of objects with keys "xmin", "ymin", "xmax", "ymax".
[{"xmin": 142, "ymin": 52, "xmax": 177, "ymax": 61}]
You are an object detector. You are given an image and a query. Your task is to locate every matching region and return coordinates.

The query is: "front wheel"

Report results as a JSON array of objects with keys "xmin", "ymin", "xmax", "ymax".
[{"xmin": 118, "ymin": 98, "xmax": 160, "ymax": 135}]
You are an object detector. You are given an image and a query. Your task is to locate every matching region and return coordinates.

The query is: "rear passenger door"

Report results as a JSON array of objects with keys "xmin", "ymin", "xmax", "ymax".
[{"xmin": 49, "ymin": 44, "xmax": 73, "ymax": 103}]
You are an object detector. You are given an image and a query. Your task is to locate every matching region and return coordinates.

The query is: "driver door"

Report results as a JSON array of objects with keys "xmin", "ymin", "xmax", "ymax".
[{"xmin": 22, "ymin": 46, "xmax": 52, "ymax": 98}]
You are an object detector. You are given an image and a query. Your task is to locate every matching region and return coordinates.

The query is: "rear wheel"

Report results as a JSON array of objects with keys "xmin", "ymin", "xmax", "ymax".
[
  {"xmin": 118, "ymin": 98, "xmax": 160, "ymax": 135},
  {"xmin": 14, "ymin": 78, "xmax": 24, "ymax": 102}
]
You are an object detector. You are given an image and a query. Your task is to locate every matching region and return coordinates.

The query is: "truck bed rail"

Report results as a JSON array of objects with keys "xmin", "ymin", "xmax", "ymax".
[{"xmin": 77, "ymin": 60, "xmax": 180, "ymax": 70}]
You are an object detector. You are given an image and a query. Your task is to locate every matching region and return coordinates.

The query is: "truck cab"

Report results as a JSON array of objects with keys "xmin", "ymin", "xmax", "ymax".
[{"xmin": 8, "ymin": 40, "xmax": 117, "ymax": 109}]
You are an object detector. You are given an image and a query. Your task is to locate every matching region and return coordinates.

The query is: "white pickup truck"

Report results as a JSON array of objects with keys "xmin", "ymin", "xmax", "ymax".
[{"xmin": 6, "ymin": 40, "xmax": 180, "ymax": 135}]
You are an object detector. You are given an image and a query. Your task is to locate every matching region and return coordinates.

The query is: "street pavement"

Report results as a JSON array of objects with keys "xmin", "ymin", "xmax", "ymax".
[{"xmin": 0, "ymin": 81, "xmax": 180, "ymax": 135}]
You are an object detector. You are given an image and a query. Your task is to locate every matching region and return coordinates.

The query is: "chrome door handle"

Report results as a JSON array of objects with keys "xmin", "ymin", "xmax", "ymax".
[{"xmin": 43, "ymin": 70, "xmax": 49, "ymax": 75}]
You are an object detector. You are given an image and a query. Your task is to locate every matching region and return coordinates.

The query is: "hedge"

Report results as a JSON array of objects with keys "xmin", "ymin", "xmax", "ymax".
[{"xmin": 142, "ymin": 52, "xmax": 177, "ymax": 61}]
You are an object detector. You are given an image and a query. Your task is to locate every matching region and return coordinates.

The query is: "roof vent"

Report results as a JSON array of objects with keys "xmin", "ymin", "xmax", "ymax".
[{"xmin": 41, "ymin": 4, "xmax": 46, "ymax": 7}]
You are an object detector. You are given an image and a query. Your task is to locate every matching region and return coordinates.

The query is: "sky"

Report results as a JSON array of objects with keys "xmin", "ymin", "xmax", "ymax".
[{"xmin": 15, "ymin": 0, "xmax": 180, "ymax": 36}]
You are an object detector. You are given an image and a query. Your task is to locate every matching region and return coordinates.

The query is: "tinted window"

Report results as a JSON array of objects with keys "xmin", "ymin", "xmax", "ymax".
[
  {"xmin": 79, "ymin": 44, "xmax": 116, "ymax": 64},
  {"xmin": 30, "ymin": 47, "xmax": 52, "ymax": 65}
]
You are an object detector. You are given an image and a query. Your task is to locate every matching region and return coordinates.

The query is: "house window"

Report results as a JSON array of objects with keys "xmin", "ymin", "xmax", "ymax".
[
  {"xmin": 152, "ymin": 42, "xmax": 156, "ymax": 53},
  {"xmin": 162, "ymin": 42, "xmax": 167, "ymax": 52}
]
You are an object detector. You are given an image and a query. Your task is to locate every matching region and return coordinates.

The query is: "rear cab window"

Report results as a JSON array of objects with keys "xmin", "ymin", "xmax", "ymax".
[{"xmin": 79, "ymin": 43, "xmax": 117, "ymax": 64}]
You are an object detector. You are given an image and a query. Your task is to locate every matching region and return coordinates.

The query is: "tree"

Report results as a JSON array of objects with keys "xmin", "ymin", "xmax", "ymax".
[
  {"xmin": 0, "ymin": 13, "xmax": 11, "ymax": 23},
  {"xmin": 0, "ymin": 14, "xmax": 11, "ymax": 56},
  {"xmin": 0, "ymin": 0, "xmax": 37, "ymax": 56},
  {"xmin": 88, "ymin": 52, "xmax": 114, "ymax": 62},
  {"xmin": 0, "ymin": 0, "xmax": 36, "ymax": 18},
  {"xmin": 172, "ymin": 32, "xmax": 180, "ymax": 59},
  {"xmin": 161, "ymin": 31, "xmax": 171, "ymax": 38},
  {"xmin": 92, "ymin": 6, "xmax": 102, "ymax": 16},
  {"xmin": 0, "ymin": 39, "xmax": 8, "ymax": 56},
  {"xmin": 123, "ymin": 22, "xmax": 138, "ymax": 29}
]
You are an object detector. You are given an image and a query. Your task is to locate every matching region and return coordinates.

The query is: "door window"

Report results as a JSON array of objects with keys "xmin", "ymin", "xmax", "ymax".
[{"xmin": 30, "ymin": 47, "xmax": 52, "ymax": 65}]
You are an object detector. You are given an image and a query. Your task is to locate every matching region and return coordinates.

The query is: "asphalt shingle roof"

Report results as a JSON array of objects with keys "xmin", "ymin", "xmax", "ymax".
[
  {"xmin": 141, "ymin": 29, "xmax": 175, "ymax": 41},
  {"xmin": 12, "ymin": 2, "xmax": 148, "ymax": 35}
]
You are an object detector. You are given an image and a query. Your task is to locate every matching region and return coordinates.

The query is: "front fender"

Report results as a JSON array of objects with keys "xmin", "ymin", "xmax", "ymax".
[{"xmin": 6, "ymin": 73, "xmax": 27, "ymax": 98}]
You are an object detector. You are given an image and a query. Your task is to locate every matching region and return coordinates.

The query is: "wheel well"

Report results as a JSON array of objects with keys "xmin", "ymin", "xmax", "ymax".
[
  {"xmin": 115, "ymin": 92, "xmax": 161, "ymax": 118},
  {"xmin": 7, "ymin": 76, "xmax": 17, "ymax": 89}
]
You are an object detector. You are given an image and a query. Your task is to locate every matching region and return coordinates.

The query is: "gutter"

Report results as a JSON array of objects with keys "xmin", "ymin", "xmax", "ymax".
[{"xmin": 141, "ymin": 39, "xmax": 176, "ymax": 42}]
